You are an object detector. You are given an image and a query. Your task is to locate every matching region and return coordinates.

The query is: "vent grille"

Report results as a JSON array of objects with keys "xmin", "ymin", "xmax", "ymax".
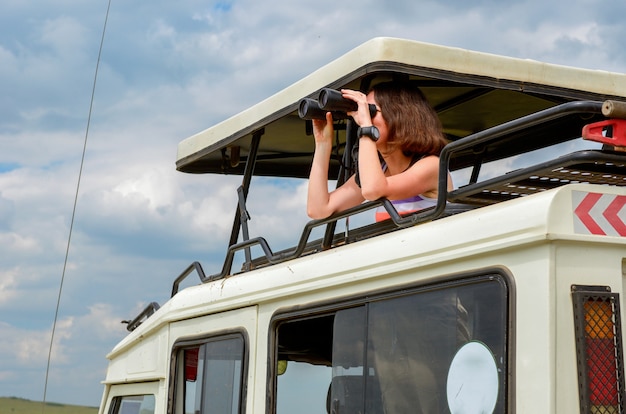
[{"xmin": 573, "ymin": 286, "xmax": 625, "ymax": 414}]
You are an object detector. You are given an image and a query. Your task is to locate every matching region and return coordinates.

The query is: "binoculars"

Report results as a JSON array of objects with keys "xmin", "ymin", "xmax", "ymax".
[{"xmin": 298, "ymin": 88, "xmax": 378, "ymax": 120}]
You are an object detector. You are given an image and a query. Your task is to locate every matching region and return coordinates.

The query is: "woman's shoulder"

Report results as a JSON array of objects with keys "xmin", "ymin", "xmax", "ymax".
[{"xmin": 405, "ymin": 154, "xmax": 441, "ymax": 179}]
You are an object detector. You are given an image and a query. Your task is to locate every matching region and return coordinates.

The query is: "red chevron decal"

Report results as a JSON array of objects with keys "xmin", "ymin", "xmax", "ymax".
[
  {"xmin": 574, "ymin": 192, "xmax": 606, "ymax": 235},
  {"xmin": 574, "ymin": 192, "xmax": 626, "ymax": 236},
  {"xmin": 602, "ymin": 195, "xmax": 626, "ymax": 236}
]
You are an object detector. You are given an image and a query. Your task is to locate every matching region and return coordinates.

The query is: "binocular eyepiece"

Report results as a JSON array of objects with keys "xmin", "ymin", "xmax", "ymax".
[{"xmin": 298, "ymin": 88, "xmax": 377, "ymax": 120}]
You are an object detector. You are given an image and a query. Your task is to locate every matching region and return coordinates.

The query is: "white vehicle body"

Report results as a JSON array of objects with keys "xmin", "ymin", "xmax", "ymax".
[{"xmin": 99, "ymin": 38, "xmax": 626, "ymax": 414}]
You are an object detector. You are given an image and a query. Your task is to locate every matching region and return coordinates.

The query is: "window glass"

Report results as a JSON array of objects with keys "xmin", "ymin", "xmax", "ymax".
[
  {"xmin": 366, "ymin": 287, "xmax": 472, "ymax": 413},
  {"xmin": 179, "ymin": 336, "xmax": 245, "ymax": 414},
  {"xmin": 275, "ymin": 275, "xmax": 507, "ymax": 414},
  {"xmin": 276, "ymin": 361, "xmax": 330, "ymax": 413},
  {"xmin": 276, "ymin": 315, "xmax": 333, "ymax": 414},
  {"xmin": 110, "ymin": 395, "xmax": 155, "ymax": 414}
]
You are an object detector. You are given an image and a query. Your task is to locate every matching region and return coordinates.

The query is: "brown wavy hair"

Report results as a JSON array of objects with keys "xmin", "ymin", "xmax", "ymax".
[{"xmin": 371, "ymin": 81, "xmax": 447, "ymax": 156}]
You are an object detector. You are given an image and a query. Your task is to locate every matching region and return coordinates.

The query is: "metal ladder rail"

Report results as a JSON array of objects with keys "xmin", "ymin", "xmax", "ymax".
[{"xmin": 408, "ymin": 100, "xmax": 606, "ymax": 224}]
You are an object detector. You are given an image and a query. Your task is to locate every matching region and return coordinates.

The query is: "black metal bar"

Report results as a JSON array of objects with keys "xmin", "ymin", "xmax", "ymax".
[
  {"xmin": 322, "ymin": 120, "xmax": 357, "ymax": 250},
  {"xmin": 228, "ymin": 129, "xmax": 263, "ymax": 247},
  {"xmin": 419, "ymin": 100, "xmax": 606, "ymax": 223},
  {"xmin": 449, "ymin": 149, "xmax": 626, "ymax": 204},
  {"xmin": 469, "ymin": 155, "xmax": 483, "ymax": 184},
  {"xmin": 203, "ymin": 199, "xmax": 407, "ymax": 281},
  {"xmin": 125, "ymin": 302, "xmax": 161, "ymax": 332},
  {"xmin": 237, "ymin": 185, "xmax": 253, "ymax": 270},
  {"xmin": 171, "ymin": 261, "xmax": 206, "ymax": 297},
  {"xmin": 205, "ymin": 236, "xmax": 275, "ymax": 282}
]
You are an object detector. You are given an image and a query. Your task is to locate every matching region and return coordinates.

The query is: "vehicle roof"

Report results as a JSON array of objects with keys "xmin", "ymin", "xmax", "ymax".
[{"xmin": 176, "ymin": 37, "xmax": 626, "ymax": 178}]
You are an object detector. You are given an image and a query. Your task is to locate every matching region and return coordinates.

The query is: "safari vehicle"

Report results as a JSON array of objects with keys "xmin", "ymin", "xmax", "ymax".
[{"xmin": 98, "ymin": 37, "xmax": 626, "ymax": 414}]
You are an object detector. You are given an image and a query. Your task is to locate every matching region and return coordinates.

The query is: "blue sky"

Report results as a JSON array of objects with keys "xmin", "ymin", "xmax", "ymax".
[{"xmin": 1, "ymin": 0, "xmax": 625, "ymax": 407}]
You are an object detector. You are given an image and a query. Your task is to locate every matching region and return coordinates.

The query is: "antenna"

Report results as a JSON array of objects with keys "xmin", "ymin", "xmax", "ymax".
[{"xmin": 41, "ymin": 0, "xmax": 113, "ymax": 411}]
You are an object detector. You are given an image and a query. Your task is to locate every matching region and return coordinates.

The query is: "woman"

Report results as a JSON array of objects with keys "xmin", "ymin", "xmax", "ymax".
[{"xmin": 307, "ymin": 81, "xmax": 451, "ymax": 221}]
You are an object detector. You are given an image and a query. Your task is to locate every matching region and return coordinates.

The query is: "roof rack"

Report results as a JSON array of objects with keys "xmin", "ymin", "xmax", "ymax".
[
  {"xmin": 441, "ymin": 100, "xmax": 626, "ymax": 205},
  {"xmin": 163, "ymin": 99, "xmax": 626, "ymax": 296}
]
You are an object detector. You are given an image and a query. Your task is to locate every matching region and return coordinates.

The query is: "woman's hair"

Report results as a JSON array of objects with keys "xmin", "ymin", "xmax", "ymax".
[{"xmin": 370, "ymin": 81, "xmax": 447, "ymax": 156}]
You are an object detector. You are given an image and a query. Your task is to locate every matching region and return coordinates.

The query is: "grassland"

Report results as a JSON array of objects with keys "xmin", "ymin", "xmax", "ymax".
[{"xmin": 0, "ymin": 397, "xmax": 98, "ymax": 414}]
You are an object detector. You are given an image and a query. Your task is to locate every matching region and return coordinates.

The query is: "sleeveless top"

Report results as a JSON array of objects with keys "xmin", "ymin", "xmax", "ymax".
[
  {"xmin": 374, "ymin": 156, "xmax": 438, "ymax": 222},
  {"xmin": 375, "ymin": 194, "xmax": 438, "ymax": 222}
]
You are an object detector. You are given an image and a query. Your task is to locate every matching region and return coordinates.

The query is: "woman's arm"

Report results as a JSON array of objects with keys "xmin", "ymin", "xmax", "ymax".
[
  {"xmin": 307, "ymin": 112, "xmax": 364, "ymax": 219},
  {"xmin": 360, "ymin": 154, "xmax": 449, "ymax": 201}
]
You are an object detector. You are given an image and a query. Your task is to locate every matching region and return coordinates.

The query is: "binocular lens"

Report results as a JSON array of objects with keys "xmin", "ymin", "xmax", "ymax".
[{"xmin": 297, "ymin": 89, "xmax": 377, "ymax": 120}]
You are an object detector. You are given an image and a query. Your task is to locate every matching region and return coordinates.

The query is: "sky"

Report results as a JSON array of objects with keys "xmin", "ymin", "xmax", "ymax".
[{"xmin": 1, "ymin": 0, "xmax": 625, "ymax": 408}]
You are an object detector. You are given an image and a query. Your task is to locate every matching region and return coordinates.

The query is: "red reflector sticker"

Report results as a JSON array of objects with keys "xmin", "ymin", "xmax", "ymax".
[
  {"xmin": 586, "ymin": 337, "xmax": 619, "ymax": 405},
  {"xmin": 573, "ymin": 191, "xmax": 626, "ymax": 237},
  {"xmin": 185, "ymin": 347, "xmax": 200, "ymax": 382}
]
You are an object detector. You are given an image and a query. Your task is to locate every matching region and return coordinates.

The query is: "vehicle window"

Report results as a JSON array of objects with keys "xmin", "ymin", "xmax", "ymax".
[
  {"xmin": 275, "ymin": 275, "xmax": 508, "ymax": 414},
  {"xmin": 177, "ymin": 335, "xmax": 245, "ymax": 414},
  {"xmin": 110, "ymin": 395, "xmax": 155, "ymax": 414}
]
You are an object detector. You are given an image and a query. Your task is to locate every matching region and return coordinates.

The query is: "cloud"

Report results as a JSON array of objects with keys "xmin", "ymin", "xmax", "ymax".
[
  {"xmin": 0, "ymin": 319, "xmax": 69, "ymax": 368},
  {"xmin": 0, "ymin": 303, "xmax": 127, "ymax": 405},
  {"xmin": 0, "ymin": 268, "xmax": 19, "ymax": 305}
]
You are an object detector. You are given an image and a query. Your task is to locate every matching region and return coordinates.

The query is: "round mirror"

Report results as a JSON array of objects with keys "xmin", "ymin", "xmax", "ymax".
[{"xmin": 446, "ymin": 341, "xmax": 499, "ymax": 414}]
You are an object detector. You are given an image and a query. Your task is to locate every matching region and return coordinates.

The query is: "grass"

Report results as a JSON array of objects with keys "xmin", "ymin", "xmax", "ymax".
[{"xmin": 0, "ymin": 397, "xmax": 99, "ymax": 414}]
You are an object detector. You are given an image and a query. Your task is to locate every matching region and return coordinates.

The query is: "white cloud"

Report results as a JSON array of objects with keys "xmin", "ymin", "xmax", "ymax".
[
  {"xmin": 74, "ymin": 303, "xmax": 126, "ymax": 340},
  {"xmin": 0, "ymin": 303, "xmax": 127, "ymax": 404},
  {"xmin": 0, "ymin": 319, "xmax": 70, "ymax": 367},
  {"xmin": 39, "ymin": 16, "xmax": 89, "ymax": 57},
  {"xmin": 0, "ymin": 269, "xmax": 19, "ymax": 305},
  {"xmin": 0, "ymin": 232, "xmax": 39, "ymax": 253}
]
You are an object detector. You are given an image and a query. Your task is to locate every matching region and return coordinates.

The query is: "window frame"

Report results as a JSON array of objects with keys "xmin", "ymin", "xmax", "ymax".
[
  {"xmin": 108, "ymin": 394, "xmax": 156, "ymax": 414},
  {"xmin": 169, "ymin": 330, "xmax": 249, "ymax": 414},
  {"xmin": 268, "ymin": 266, "xmax": 515, "ymax": 414},
  {"xmin": 103, "ymin": 382, "xmax": 161, "ymax": 414}
]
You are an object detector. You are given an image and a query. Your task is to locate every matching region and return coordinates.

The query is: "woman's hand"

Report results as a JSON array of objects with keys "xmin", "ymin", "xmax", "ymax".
[
  {"xmin": 341, "ymin": 89, "xmax": 373, "ymax": 127},
  {"xmin": 312, "ymin": 111, "xmax": 334, "ymax": 146}
]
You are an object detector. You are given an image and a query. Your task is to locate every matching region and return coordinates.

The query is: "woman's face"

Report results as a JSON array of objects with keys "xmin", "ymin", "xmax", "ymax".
[{"xmin": 367, "ymin": 91, "xmax": 389, "ymax": 146}]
